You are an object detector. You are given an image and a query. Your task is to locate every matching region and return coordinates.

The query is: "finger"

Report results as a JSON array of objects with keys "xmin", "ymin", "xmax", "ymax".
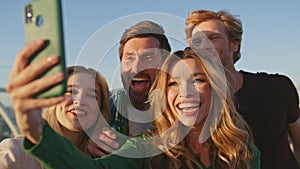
[
  {"xmin": 98, "ymin": 132, "xmax": 120, "ymax": 149},
  {"xmin": 13, "ymin": 96, "xmax": 65, "ymax": 113},
  {"xmin": 87, "ymin": 140, "xmax": 109, "ymax": 158},
  {"xmin": 9, "ymin": 72, "xmax": 64, "ymax": 99},
  {"xmin": 7, "ymin": 55, "xmax": 60, "ymax": 91},
  {"xmin": 88, "ymin": 130, "xmax": 119, "ymax": 153},
  {"xmin": 92, "ymin": 139, "xmax": 116, "ymax": 154},
  {"xmin": 101, "ymin": 126, "xmax": 117, "ymax": 139},
  {"xmin": 10, "ymin": 39, "xmax": 45, "ymax": 79}
]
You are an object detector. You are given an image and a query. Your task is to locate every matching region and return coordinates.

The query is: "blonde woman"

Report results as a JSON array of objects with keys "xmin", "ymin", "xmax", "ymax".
[
  {"xmin": 148, "ymin": 47, "xmax": 259, "ymax": 169},
  {"xmin": 0, "ymin": 64, "xmax": 110, "ymax": 169}
]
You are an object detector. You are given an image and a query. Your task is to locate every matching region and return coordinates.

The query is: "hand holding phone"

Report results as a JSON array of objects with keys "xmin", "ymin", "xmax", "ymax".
[{"xmin": 24, "ymin": 0, "xmax": 67, "ymax": 98}]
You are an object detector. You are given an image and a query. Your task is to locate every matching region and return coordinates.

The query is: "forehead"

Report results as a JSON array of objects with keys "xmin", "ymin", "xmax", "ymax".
[
  {"xmin": 192, "ymin": 19, "xmax": 226, "ymax": 36},
  {"xmin": 123, "ymin": 37, "xmax": 160, "ymax": 52},
  {"xmin": 67, "ymin": 73, "xmax": 98, "ymax": 90},
  {"xmin": 170, "ymin": 58, "xmax": 202, "ymax": 77}
]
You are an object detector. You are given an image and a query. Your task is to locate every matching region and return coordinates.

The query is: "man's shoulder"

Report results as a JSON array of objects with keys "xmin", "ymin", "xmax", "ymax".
[
  {"xmin": 240, "ymin": 70, "xmax": 296, "ymax": 92},
  {"xmin": 110, "ymin": 88, "xmax": 125, "ymax": 96},
  {"xmin": 241, "ymin": 70, "xmax": 292, "ymax": 83}
]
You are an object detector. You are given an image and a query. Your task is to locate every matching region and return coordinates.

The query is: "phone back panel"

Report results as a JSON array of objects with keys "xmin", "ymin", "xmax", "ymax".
[{"xmin": 24, "ymin": 0, "xmax": 67, "ymax": 98}]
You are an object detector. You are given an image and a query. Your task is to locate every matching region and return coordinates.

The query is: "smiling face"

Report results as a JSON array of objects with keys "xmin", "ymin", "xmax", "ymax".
[
  {"xmin": 191, "ymin": 19, "xmax": 238, "ymax": 69},
  {"xmin": 56, "ymin": 73, "xmax": 101, "ymax": 131},
  {"xmin": 121, "ymin": 37, "xmax": 163, "ymax": 110},
  {"xmin": 167, "ymin": 58, "xmax": 211, "ymax": 127}
]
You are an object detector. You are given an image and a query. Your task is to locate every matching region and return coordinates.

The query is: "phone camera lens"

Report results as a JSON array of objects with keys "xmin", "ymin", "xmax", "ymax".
[
  {"xmin": 36, "ymin": 15, "xmax": 44, "ymax": 27},
  {"xmin": 25, "ymin": 4, "xmax": 33, "ymax": 23}
]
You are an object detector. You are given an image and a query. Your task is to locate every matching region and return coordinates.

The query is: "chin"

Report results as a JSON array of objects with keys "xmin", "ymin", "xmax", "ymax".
[
  {"xmin": 130, "ymin": 94, "xmax": 148, "ymax": 104},
  {"xmin": 178, "ymin": 115, "xmax": 197, "ymax": 127}
]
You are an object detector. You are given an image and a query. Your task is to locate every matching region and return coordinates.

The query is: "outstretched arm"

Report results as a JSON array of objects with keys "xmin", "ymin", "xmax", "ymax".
[
  {"xmin": 6, "ymin": 40, "xmax": 147, "ymax": 169},
  {"xmin": 6, "ymin": 39, "xmax": 66, "ymax": 144}
]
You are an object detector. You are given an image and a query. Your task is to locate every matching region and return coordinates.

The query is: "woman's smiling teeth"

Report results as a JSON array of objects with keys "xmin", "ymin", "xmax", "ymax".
[
  {"xmin": 70, "ymin": 109, "xmax": 85, "ymax": 115},
  {"xmin": 178, "ymin": 102, "xmax": 200, "ymax": 113}
]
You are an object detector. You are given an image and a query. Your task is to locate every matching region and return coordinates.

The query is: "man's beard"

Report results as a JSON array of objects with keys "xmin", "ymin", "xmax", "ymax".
[{"xmin": 129, "ymin": 91, "xmax": 150, "ymax": 110}]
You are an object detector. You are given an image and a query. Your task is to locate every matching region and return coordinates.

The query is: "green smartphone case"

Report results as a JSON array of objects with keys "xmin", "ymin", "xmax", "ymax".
[{"xmin": 24, "ymin": 0, "xmax": 67, "ymax": 98}]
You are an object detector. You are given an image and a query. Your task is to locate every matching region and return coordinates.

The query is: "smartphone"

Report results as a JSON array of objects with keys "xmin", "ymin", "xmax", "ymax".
[{"xmin": 24, "ymin": 0, "xmax": 67, "ymax": 98}]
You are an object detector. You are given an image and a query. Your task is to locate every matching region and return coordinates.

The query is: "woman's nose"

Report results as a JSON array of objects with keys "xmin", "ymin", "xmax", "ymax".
[
  {"xmin": 179, "ymin": 83, "xmax": 195, "ymax": 98},
  {"xmin": 73, "ymin": 94, "xmax": 85, "ymax": 105},
  {"xmin": 73, "ymin": 100, "xmax": 80, "ymax": 105}
]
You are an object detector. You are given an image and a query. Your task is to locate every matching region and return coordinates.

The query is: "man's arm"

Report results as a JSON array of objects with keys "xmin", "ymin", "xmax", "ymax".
[
  {"xmin": 87, "ymin": 126, "xmax": 120, "ymax": 157},
  {"xmin": 86, "ymin": 90, "xmax": 121, "ymax": 157}
]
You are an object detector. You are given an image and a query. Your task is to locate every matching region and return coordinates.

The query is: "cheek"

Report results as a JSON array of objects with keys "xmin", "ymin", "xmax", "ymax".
[
  {"xmin": 198, "ymin": 84, "xmax": 212, "ymax": 100},
  {"xmin": 121, "ymin": 63, "xmax": 130, "ymax": 74},
  {"xmin": 89, "ymin": 99, "xmax": 100, "ymax": 114},
  {"xmin": 167, "ymin": 89, "xmax": 177, "ymax": 109},
  {"xmin": 148, "ymin": 69, "xmax": 158, "ymax": 81},
  {"xmin": 55, "ymin": 110, "xmax": 65, "ymax": 125},
  {"xmin": 121, "ymin": 70, "xmax": 130, "ymax": 86},
  {"xmin": 151, "ymin": 59, "xmax": 162, "ymax": 68},
  {"xmin": 214, "ymin": 48, "xmax": 223, "ymax": 58},
  {"xmin": 55, "ymin": 105, "xmax": 64, "ymax": 116},
  {"xmin": 211, "ymin": 41, "xmax": 224, "ymax": 53}
]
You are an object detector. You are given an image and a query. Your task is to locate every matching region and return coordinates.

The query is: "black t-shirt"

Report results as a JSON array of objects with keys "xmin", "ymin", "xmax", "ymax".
[{"xmin": 235, "ymin": 71, "xmax": 300, "ymax": 169}]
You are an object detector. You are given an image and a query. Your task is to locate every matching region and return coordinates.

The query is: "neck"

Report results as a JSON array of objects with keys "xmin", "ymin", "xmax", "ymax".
[
  {"xmin": 225, "ymin": 68, "xmax": 243, "ymax": 93},
  {"xmin": 186, "ymin": 124, "xmax": 204, "ymax": 150},
  {"xmin": 60, "ymin": 125, "xmax": 85, "ymax": 148},
  {"xmin": 186, "ymin": 127, "xmax": 211, "ymax": 167}
]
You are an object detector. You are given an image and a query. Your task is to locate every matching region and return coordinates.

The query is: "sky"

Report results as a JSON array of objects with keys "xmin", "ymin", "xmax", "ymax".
[{"xmin": 0, "ymin": 0, "xmax": 299, "ymax": 92}]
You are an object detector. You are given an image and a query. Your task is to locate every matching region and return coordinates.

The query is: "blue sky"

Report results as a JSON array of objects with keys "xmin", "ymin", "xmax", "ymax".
[{"xmin": 1, "ymin": 0, "xmax": 299, "ymax": 91}]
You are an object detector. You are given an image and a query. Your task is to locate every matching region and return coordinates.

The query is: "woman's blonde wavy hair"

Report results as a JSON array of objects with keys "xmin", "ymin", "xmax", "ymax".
[{"xmin": 148, "ymin": 47, "xmax": 254, "ymax": 169}]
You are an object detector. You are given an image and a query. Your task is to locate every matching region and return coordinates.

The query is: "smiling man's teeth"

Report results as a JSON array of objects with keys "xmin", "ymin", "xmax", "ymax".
[{"xmin": 133, "ymin": 77, "xmax": 146, "ymax": 80}]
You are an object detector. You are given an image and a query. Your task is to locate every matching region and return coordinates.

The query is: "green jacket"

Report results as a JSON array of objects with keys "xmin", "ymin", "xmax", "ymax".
[{"xmin": 24, "ymin": 124, "xmax": 260, "ymax": 169}]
